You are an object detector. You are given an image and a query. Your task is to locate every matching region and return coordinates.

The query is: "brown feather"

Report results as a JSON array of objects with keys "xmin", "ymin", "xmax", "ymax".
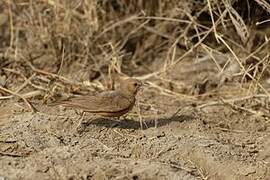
[{"xmin": 51, "ymin": 78, "xmax": 142, "ymax": 117}]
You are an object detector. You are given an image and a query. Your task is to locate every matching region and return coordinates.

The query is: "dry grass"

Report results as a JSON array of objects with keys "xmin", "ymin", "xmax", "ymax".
[{"xmin": 0, "ymin": 0, "xmax": 270, "ymax": 114}]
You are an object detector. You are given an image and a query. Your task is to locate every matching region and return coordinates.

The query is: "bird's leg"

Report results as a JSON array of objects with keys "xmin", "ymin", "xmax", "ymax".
[
  {"xmin": 79, "ymin": 111, "xmax": 87, "ymax": 124},
  {"xmin": 75, "ymin": 113, "xmax": 98, "ymax": 133},
  {"xmin": 75, "ymin": 111, "xmax": 87, "ymax": 133},
  {"xmin": 136, "ymin": 100, "xmax": 145, "ymax": 130}
]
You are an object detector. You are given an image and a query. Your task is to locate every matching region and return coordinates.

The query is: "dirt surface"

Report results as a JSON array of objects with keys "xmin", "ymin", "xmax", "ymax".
[
  {"xmin": 1, "ymin": 60, "xmax": 270, "ymax": 180},
  {"xmin": 1, "ymin": 1, "xmax": 270, "ymax": 179}
]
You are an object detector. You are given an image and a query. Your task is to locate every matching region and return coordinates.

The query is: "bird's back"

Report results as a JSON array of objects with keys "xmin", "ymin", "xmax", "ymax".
[{"xmin": 55, "ymin": 90, "xmax": 135, "ymax": 116}]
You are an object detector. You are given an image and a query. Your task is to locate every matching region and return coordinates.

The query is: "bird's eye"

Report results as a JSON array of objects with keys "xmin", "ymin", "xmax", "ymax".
[{"xmin": 134, "ymin": 82, "xmax": 138, "ymax": 86}]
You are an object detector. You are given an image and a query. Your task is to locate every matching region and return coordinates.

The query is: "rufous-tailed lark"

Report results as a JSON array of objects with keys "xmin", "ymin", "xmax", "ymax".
[{"xmin": 53, "ymin": 77, "xmax": 142, "ymax": 132}]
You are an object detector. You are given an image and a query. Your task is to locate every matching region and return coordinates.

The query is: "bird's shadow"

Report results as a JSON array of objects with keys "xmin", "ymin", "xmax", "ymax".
[{"xmin": 86, "ymin": 114, "xmax": 195, "ymax": 130}]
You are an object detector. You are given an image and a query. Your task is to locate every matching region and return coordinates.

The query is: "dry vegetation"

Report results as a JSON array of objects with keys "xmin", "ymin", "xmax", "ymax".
[
  {"xmin": 0, "ymin": 0, "xmax": 270, "ymax": 103},
  {"xmin": 0, "ymin": 0, "xmax": 270, "ymax": 179}
]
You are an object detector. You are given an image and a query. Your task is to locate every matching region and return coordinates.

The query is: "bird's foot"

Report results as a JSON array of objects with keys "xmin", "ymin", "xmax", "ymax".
[{"xmin": 75, "ymin": 122, "xmax": 87, "ymax": 134}]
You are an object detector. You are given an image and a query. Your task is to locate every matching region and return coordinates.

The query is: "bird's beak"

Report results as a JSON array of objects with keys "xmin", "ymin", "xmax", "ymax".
[
  {"xmin": 142, "ymin": 81, "xmax": 150, "ymax": 87},
  {"xmin": 138, "ymin": 81, "xmax": 149, "ymax": 91}
]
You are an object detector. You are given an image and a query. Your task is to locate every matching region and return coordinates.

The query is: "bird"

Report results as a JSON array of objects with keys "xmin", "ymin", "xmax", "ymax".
[{"xmin": 52, "ymin": 77, "xmax": 143, "ymax": 132}]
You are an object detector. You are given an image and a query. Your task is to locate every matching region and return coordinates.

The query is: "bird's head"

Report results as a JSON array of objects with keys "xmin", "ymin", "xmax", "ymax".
[{"xmin": 120, "ymin": 78, "xmax": 142, "ymax": 97}]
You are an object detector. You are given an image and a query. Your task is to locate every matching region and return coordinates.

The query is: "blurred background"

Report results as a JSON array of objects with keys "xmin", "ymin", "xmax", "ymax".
[{"xmin": 0, "ymin": 0, "xmax": 269, "ymax": 103}]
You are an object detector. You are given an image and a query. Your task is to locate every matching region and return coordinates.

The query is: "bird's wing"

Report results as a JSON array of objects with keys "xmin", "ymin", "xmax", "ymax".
[{"xmin": 57, "ymin": 91, "xmax": 132, "ymax": 113}]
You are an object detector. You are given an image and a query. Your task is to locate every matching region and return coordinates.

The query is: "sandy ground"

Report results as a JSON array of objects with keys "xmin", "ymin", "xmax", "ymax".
[
  {"xmin": 0, "ymin": 85, "xmax": 269, "ymax": 180},
  {"xmin": 0, "ymin": 56, "xmax": 270, "ymax": 180}
]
